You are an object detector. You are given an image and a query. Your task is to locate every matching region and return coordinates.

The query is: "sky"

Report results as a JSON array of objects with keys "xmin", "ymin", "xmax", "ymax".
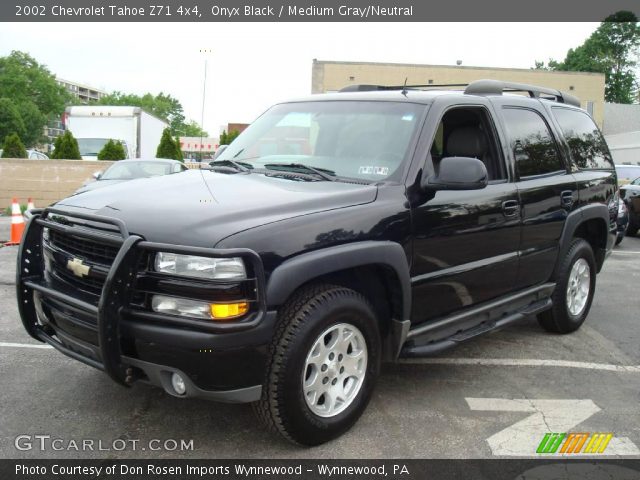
[{"xmin": 0, "ymin": 22, "xmax": 599, "ymax": 137}]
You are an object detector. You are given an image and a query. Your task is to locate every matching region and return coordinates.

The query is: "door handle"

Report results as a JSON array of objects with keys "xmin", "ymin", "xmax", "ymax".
[
  {"xmin": 502, "ymin": 200, "xmax": 519, "ymax": 217},
  {"xmin": 560, "ymin": 190, "xmax": 574, "ymax": 209}
]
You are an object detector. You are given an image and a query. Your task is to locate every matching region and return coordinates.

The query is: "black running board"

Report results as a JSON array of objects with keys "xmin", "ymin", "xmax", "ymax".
[{"xmin": 400, "ymin": 284, "xmax": 554, "ymax": 358}]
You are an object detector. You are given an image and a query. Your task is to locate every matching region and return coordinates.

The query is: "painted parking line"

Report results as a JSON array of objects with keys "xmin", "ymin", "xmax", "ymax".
[
  {"xmin": 400, "ymin": 357, "xmax": 640, "ymax": 373},
  {"xmin": 0, "ymin": 342, "xmax": 52, "ymax": 349},
  {"xmin": 467, "ymin": 398, "xmax": 640, "ymax": 456},
  {"xmin": 610, "ymin": 250, "xmax": 640, "ymax": 254}
]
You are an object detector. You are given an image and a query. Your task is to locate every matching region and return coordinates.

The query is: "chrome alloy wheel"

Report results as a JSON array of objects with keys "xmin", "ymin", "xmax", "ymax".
[
  {"xmin": 302, "ymin": 323, "xmax": 368, "ymax": 418},
  {"xmin": 566, "ymin": 258, "xmax": 591, "ymax": 316}
]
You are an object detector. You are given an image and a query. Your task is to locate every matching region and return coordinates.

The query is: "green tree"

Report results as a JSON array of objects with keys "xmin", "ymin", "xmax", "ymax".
[
  {"xmin": 535, "ymin": 11, "xmax": 640, "ymax": 103},
  {"xmin": 174, "ymin": 136, "xmax": 184, "ymax": 161},
  {"xmin": 51, "ymin": 130, "xmax": 81, "ymax": 160},
  {"xmin": 219, "ymin": 129, "xmax": 240, "ymax": 145},
  {"xmin": 0, "ymin": 98, "xmax": 26, "ymax": 141},
  {"xmin": 97, "ymin": 139, "xmax": 126, "ymax": 160},
  {"xmin": 1, "ymin": 133, "xmax": 27, "ymax": 158},
  {"xmin": 156, "ymin": 128, "xmax": 181, "ymax": 160},
  {"xmin": 182, "ymin": 120, "xmax": 208, "ymax": 137},
  {"xmin": 98, "ymin": 91, "xmax": 187, "ymax": 135},
  {"xmin": 0, "ymin": 51, "xmax": 71, "ymax": 145},
  {"xmin": 16, "ymin": 101, "xmax": 46, "ymax": 146},
  {"xmin": 97, "ymin": 91, "xmax": 208, "ymax": 137}
]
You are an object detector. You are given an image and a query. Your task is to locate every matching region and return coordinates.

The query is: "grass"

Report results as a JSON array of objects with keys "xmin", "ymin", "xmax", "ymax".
[{"xmin": 3, "ymin": 204, "xmax": 28, "ymax": 215}]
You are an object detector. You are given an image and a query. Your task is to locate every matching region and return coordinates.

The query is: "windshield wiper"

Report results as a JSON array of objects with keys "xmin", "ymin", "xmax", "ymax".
[
  {"xmin": 208, "ymin": 159, "xmax": 252, "ymax": 172},
  {"xmin": 264, "ymin": 163, "xmax": 337, "ymax": 182}
]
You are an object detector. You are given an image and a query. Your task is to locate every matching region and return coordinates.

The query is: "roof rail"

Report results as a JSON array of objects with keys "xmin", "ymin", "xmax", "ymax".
[
  {"xmin": 339, "ymin": 83, "xmax": 468, "ymax": 93},
  {"xmin": 464, "ymin": 79, "xmax": 580, "ymax": 107}
]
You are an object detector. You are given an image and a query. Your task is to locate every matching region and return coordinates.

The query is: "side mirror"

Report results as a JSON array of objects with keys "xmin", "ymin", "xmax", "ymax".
[
  {"xmin": 423, "ymin": 156, "xmax": 488, "ymax": 191},
  {"xmin": 93, "ymin": 171, "xmax": 102, "ymax": 180},
  {"xmin": 213, "ymin": 145, "xmax": 228, "ymax": 160}
]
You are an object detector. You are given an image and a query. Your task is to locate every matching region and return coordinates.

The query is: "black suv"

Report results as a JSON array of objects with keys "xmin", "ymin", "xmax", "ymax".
[{"xmin": 17, "ymin": 80, "xmax": 618, "ymax": 446}]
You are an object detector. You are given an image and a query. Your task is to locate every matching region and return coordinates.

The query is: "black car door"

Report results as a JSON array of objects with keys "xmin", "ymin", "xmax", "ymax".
[
  {"xmin": 410, "ymin": 99, "xmax": 521, "ymax": 324},
  {"xmin": 494, "ymin": 97, "xmax": 578, "ymax": 289}
]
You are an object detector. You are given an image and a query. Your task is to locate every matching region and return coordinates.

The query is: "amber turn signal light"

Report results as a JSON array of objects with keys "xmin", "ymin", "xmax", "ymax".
[{"xmin": 210, "ymin": 302, "xmax": 249, "ymax": 320}]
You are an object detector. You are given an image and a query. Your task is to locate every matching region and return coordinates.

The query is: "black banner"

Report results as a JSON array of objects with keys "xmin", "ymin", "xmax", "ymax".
[
  {"xmin": 3, "ymin": 459, "xmax": 640, "ymax": 480},
  {"xmin": 2, "ymin": 0, "xmax": 640, "ymax": 22}
]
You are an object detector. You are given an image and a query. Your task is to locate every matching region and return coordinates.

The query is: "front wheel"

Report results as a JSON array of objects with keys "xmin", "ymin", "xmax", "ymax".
[
  {"xmin": 254, "ymin": 284, "xmax": 381, "ymax": 446},
  {"xmin": 538, "ymin": 238, "xmax": 596, "ymax": 334}
]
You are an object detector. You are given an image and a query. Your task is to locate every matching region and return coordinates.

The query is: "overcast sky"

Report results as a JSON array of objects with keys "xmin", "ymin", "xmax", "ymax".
[{"xmin": 0, "ymin": 22, "xmax": 599, "ymax": 136}]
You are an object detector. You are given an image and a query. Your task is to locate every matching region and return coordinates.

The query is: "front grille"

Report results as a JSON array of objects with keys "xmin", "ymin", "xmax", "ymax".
[
  {"xmin": 47, "ymin": 229, "xmax": 120, "ymax": 297},
  {"xmin": 50, "ymin": 229, "xmax": 119, "ymax": 265},
  {"xmin": 51, "ymin": 262, "xmax": 105, "ymax": 295}
]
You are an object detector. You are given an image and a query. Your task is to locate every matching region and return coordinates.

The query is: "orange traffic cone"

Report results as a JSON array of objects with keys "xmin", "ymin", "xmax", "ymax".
[
  {"xmin": 5, "ymin": 198, "xmax": 25, "ymax": 246},
  {"xmin": 27, "ymin": 198, "xmax": 35, "ymax": 212}
]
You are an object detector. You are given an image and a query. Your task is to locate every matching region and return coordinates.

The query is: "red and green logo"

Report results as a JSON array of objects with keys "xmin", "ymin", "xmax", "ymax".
[{"xmin": 537, "ymin": 432, "xmax": 613, "ymax": 454}]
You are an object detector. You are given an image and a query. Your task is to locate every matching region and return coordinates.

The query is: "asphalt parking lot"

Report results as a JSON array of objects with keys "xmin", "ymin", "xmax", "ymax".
[{"xmin": 0, "ymin": 215, "xmax": 639, "ymax": 459}]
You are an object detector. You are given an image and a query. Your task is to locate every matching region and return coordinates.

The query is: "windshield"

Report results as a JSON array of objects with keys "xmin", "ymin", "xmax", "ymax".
[
  {"xmin": 615, "ymin": 166, "xmax": 640, "ymax": 184},
  {"xmin": 76, "ymin": 138, "xmax": 110, "ymax": 156},
  {"xmin": 217, "ymin": 101, "xmax": 426, "ymax": 181},
  {"xmin": 101, "ymin": 161, "xmax": 178, "ymax": 180}
]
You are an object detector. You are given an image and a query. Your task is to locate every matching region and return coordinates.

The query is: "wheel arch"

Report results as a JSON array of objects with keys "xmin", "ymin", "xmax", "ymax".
[
  {"xmin": 265, "ymin": 241, "xmax": 412, "ymax": 360},
  {"xmin": 556, "ymin": 204, "xmax": 610, "ymax": 275}
]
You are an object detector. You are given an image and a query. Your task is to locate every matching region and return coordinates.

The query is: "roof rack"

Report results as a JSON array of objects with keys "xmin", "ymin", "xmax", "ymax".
[
  {"xmin": 464, "ymin": 79, "xmax": 580, "ymax": 107},
  {"xmin": 339, "ymin": 79, "xmax": 581, "ymax": 108},
  {"xmin": 339, "ymin": 83, "xmax": 467, "ymax": 92}
]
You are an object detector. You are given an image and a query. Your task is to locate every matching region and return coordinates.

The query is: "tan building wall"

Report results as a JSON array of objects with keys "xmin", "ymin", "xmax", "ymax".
[
  {"xmin": 0, "ymin": 159, "xmax": 114, "ymax": 209},
  {"xmin": 312, "ymin": 60, "xmax": 606, "ymax": 126}
]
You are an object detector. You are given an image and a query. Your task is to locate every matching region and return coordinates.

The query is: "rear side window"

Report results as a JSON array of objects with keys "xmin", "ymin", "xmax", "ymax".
[
  {"xmin": 552, "ymin": 108, "xmax": 614, "ymax": 170},
  {"xmin": 501, "ymin": 107, "xmax": 564, "ymax": 178}
]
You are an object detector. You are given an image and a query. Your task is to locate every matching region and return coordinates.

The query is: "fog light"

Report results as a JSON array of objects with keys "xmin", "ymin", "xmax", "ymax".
[
  {"xmin": 210, "ymin": 302, "xmax": 249, "ymax": 320},
  {"xmin": 171, "ymin": 373, "xmax": 186, "ymax": 395}
]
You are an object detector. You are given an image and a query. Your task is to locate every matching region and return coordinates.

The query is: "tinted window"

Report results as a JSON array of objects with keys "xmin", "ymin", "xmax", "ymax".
[
  {"xmin": 502, "ymin": 108, "xmax": 564, "ymax": 178},
  {"xmin": 552, "ymin": 108, "xmax": 613, "ymax": 170}
]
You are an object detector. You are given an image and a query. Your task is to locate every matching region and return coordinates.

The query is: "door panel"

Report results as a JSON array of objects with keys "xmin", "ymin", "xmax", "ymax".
[{"xmin": 410, "ymin": 183, "xmax": 521, "ymax": 324}]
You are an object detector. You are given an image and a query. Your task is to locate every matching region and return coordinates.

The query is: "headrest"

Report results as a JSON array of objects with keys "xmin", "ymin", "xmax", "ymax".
[{"xmin": 446, "ymin": 126, "xmax": 486, "ymax": 158}]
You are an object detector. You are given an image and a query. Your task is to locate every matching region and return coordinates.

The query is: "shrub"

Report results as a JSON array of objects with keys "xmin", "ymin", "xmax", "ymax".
[
  {"xmin": 156, "ymin": 128, "xmax": 182, "ymax": 161},
  {"xmin": 51, "ymin": 131, "xmax": 81, "ymax": 160},
  {"xmin": 1, "ymin": 132, "xmax": 27, "ymax": 158},
  {"xmin": 97, "ymin": 139, "xmax": 127, "ymax": 160}
]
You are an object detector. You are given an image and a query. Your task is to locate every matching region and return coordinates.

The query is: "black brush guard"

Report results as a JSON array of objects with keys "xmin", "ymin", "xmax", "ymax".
[{"xmin": 16, "ymin": 207, "xmax": 266, "ymax": 387}]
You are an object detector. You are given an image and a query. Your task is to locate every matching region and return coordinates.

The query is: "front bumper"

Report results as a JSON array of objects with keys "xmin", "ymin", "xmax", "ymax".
[{"xmin": 17, "ymin": 208, "xmax": 271, "ymax": 403}]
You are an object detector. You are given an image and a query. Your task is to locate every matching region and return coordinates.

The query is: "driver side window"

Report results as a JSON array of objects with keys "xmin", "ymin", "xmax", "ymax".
[{"xmin": 430, "ymin": 107, "xmax": 507, "ymax": 181}]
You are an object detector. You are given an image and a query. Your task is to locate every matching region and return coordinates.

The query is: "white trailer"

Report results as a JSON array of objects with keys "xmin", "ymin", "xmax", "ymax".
[{"xmin": 64, "ymin": 106, "xmax": 168, "ymax": 160}]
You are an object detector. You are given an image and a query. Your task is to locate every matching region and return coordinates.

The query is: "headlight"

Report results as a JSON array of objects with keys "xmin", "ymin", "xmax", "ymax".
[{"xmin": 154, "ymin": 252, "xmax": 246, "ymax": 280}]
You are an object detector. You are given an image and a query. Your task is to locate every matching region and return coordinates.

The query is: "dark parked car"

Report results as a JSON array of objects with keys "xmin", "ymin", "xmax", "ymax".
[
  {"xmin": 18, "ymin": 80, "xmax": 617, "ymax": 446},
  {"xmin": 620, "ymin": 176, "xmax": 640, "ymax": 236},
  {"xmin": 74, "ymin": 159, "xmax": 188, "ymax": 194}
]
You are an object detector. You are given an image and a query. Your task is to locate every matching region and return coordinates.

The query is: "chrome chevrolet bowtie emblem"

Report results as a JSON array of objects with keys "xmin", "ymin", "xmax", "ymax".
[{"xmin": 67, "ymin": 258, "xmax": 90, "ymax": 278}]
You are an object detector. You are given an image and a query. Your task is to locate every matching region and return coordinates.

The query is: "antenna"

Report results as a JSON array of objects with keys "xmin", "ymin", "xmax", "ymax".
[{"xmin": 401, "ymin": 77, "xmax": 408, "ymax": 96}]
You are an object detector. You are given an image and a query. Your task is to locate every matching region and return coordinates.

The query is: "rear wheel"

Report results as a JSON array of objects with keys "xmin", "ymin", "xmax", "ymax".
[
  {"xmin": 254, "ymin": 284, "xmax": 381, "ymax": 446},
  {"xmin": 538, "ymin": 238, "xmax": 596, "ymax": 334}
]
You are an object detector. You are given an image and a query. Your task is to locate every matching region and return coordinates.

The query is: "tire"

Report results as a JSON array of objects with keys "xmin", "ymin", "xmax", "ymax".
[
  {"xmin": 538, "ymin": 238, "xmax": 596, "ymax": 334},
  {"xmin": 253, "ymin": 284, "xmax": 381, "ymax": 446}
]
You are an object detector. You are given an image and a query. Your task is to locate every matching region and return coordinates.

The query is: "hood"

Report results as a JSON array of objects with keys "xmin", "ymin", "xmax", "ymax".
[
  {"xmin": 74, "ymin": 179, "xmax": 127, "ymax": 194},
  {"xmin": 57, "ymin": 170, "xmax": 377, "ymax": 247}
]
